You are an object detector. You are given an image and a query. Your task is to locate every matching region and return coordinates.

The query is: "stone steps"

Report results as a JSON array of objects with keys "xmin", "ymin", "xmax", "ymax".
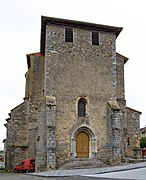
[{"xmin": 58, "ymin": 159, "xmax": 103, "ymax": 170}]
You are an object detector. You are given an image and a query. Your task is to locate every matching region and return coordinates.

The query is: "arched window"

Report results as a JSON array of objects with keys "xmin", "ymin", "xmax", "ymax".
[{"xmin": 78, "ymin": 98, "xmax": 86, "ymax": 117}]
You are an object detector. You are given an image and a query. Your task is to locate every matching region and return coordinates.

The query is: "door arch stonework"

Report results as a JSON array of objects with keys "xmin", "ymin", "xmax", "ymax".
[{"xmin": 70, "ymin": 124, "xmax": 97, "ymax": 159}]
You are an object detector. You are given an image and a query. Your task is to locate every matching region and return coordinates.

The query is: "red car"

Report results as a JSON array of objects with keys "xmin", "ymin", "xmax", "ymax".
[{"xmin": 14, "ymin": 158, "xmax": 35, "ymax": 173}]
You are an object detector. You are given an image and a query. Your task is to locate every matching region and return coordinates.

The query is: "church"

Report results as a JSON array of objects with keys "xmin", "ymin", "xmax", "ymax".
[{"xmin": 4, "ymin": 16, "xmax": 141, "ymax": 172}]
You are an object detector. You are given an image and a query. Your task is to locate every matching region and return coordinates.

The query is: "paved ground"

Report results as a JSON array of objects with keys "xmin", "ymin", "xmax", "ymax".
[
  {"xmin": 1, "ymin": 162, "xmax": 146, "ymax": 180},
  {"xmin": 0, "ymin": 173, "xmax": 134, "ymax": 180},
  {"xmin": 32, "ymin": 162, "xmax": 146, "ymax": 177},
  {"xmin": 84, "ymin": 167, "xmax": 146, "ymax": 179}
]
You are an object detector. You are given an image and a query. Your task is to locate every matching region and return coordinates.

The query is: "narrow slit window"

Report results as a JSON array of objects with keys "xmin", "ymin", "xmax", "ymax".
[
  {"xmin": 78, "ymin": 98, "xmax": 86, "ymax": 117},
  {"xmin": 92, "ymin": 31, "xmax": 99, "ymax": 45},
  {"xmin": 65, "ymin": 28, "xmax": 73, "ymax": 42}
]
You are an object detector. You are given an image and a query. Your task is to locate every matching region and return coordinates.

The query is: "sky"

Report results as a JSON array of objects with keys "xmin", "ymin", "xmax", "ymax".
[{"xmin": 0, "ymin": 0, "xmax": 146, "ymax": 150}]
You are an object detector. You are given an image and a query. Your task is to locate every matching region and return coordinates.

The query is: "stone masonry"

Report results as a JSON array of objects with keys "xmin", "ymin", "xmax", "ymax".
[{"xmin": 4, "ymin": 16, "xmax": 141, "ymax": 172}]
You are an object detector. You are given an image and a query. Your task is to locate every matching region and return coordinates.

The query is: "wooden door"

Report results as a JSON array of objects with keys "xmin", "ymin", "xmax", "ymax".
[{"xmin": 76, "ymin": 132, "xmax": 89, "ymax": 158}]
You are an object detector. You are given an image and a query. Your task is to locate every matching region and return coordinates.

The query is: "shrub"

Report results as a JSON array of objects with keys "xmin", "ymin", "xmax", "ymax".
[{"xmin": 140, "ymin": 137, "xmax": 146, "ymax": 149}]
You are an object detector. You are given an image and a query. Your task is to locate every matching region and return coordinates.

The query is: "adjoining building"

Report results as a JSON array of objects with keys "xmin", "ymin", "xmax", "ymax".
[
  {"xmin": 140, "ymin": 126, "xmax": 146, "ymax": 137},
  {"xmin": 4, "ymin": 16, "xmax": 141, "ymax": 172}
]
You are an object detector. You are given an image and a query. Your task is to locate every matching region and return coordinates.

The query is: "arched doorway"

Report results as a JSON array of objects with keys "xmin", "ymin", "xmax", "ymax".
[
  {"xmin": 76, "ymin": 132, "xmax": 89, "ymax": 158},
  {"xmin": 70, "ymin": 124, "xmax": 97, "ymax": 159}
]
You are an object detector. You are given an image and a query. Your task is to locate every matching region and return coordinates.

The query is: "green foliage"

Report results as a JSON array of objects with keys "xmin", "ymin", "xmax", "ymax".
[{"xmin": 140, "ymin": 137, "xmax": 146, "ymax": 148}]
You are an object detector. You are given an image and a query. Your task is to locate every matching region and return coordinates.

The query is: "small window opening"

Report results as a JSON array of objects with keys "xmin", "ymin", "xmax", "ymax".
[
  {"xmin": 65, "ymin": 28, "xmax": 73, "ymax": 42},
  {"xmin": 128, "ymin": 137, "xmax": 130, "ymax": 146},
  {"xmin": 92, "ymin": 31, "xmax": 99, "ymax": 45},
  {"xmin": 78, "ymin": 98, "xmax": 86, "ymax": 117}
]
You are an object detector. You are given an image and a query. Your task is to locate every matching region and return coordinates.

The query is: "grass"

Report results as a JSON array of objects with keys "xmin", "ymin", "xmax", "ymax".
[
  {"xmin": 0, "ymin": 170, "xmax": 6, "ymax": 173},
  {"xmin": 0, "ymin": 169, "xmax": 10, "ymax": 173}
]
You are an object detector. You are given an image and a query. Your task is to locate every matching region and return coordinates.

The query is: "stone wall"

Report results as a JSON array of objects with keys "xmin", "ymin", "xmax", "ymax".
[
  {"xmin": 25, "ymin": 54, "xmax": 45, "ymax": 158},
  {"xmin": 5, "ymin": 102, "xmax": 28, "ymax": 171},
  {"xmin": 36, "ymin": 98, "xmax": 47, "ymax": 172},
  {"xmin": 36, "ymin": 96, "xmax": 57, "ymax": 172},
  {"xmin": 106, "ymin": 101, "xmax": 121, "ymax": 163},
  {"xmin": 44, "ymin": 24, "xmax": 119, "ymax": 168},
  {"xmin": 126, "ymin": 107, "xmax": 141, "ymax": 157},
  {"xmin": 116, "ymin": 53, "xmax": 128, "ymax": 160}
]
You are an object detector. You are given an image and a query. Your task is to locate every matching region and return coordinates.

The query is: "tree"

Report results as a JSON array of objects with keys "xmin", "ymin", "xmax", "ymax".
[{"xmin": 140, "ymin": 137, "xmax": 146, "ymax": 149}]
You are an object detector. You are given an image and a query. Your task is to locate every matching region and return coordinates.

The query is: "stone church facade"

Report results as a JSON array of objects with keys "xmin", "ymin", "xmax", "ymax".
[{"xmin": 4, "ymin": 16, "xmax": 141, "ymax": 172}]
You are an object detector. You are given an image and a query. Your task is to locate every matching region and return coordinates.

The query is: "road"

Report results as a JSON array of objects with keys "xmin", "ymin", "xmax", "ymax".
[
  {"xmin": 1, "ymin": 167, "xmax": 146, "ymax": 180},
  {"xmin": 84, "ymin": 167, "xmax": 146, "ymax": 180},
  {"xmin": 0, "ymin": 173, "xmax": 131, "ymax": 180}
]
